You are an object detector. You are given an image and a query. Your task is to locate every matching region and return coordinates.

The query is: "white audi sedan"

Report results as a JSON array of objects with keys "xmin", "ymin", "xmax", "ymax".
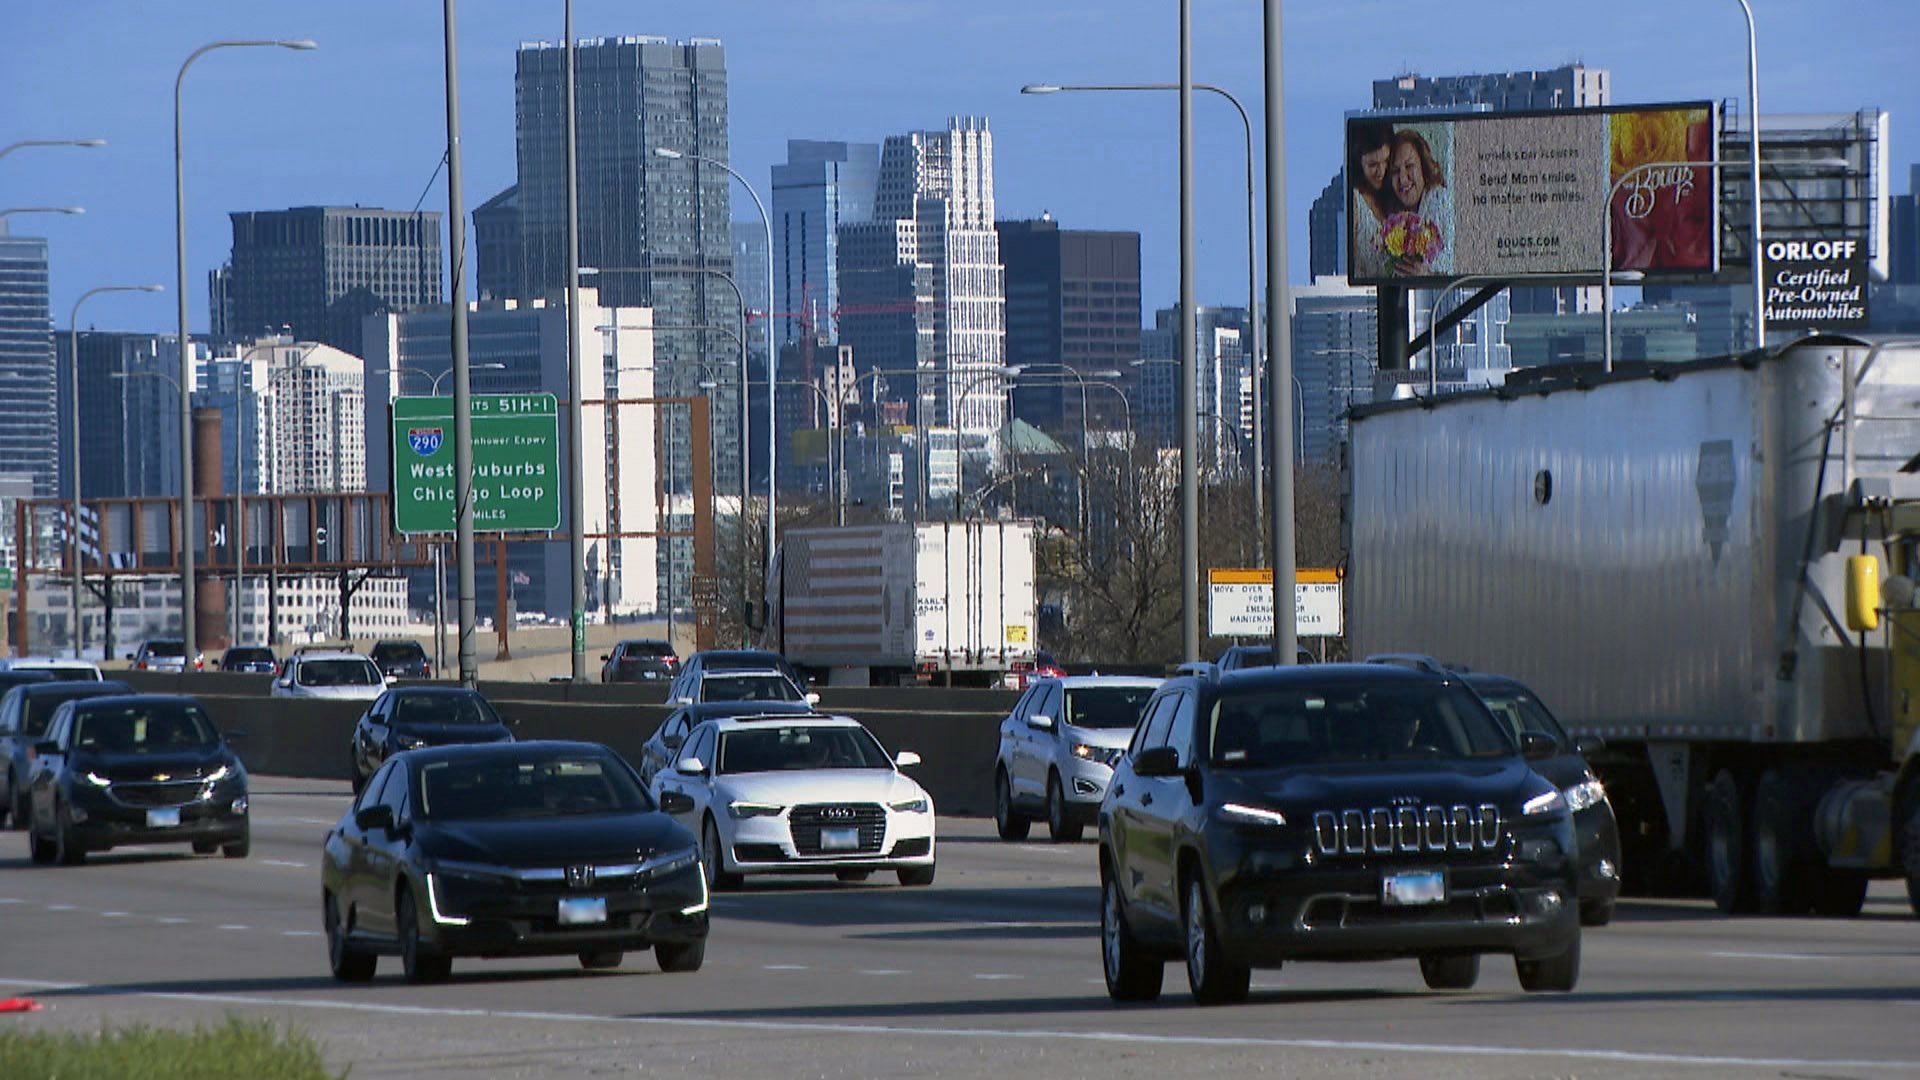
[{"xmin": 651, "ymin": 715, "xmax": 935, "ymax": 890}]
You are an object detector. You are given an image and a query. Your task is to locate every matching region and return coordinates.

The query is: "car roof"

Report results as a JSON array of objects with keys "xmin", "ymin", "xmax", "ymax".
[
  {"xmin": 618, "ymin": 638, "xmax": 674, "ymax": 648},
  {"xmin": 1, "ymin": 657, "xmax": 100, "ymax": 669},
  {"xmin": 384, "ymin": 685, "xmax": 485, "ymax": 698},
  {"xmin": 66, "ymin": 693, "xmax": 205, "ymax": 711},
  {"xmin": 20, "ymin": 680, "xmax": 132, "ymax": 699},
  {"xmin": 1458, "ymin": 671, "xmax": 1528, "ymax": 692},
  {"xmin": 293, "ymin": 651, "xmax": 370, "ymax": 662},
  {"xmin": 692, "ymin": 650, "xmax": 786, "ymax": 665},
  {"xmin": 393, "ymin": 739, "xmax": 615, "ymax": 765},
  {"xmin": 1030, "ymin": 675, "xmax": 1163, "ymax": 690},
  {"xmin": 700, "ymin": 669, "xmax": 791, "ymax": 679},
  {"xmin": 1194, "ymin": 662, "xmax": 1453, "ymax": 691},
  {"xmin": 702, "ymin": 713, "xmax": 859, "ymax": 734},
  {"xmin": 678, "ymin": 700, "xmax": 817, "ymax": 719}
]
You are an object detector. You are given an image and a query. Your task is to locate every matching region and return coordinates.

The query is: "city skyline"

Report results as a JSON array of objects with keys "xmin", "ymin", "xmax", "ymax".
[{"xmin": 8, "ymin": 1, "xmax": 1914, "ymax": 335}]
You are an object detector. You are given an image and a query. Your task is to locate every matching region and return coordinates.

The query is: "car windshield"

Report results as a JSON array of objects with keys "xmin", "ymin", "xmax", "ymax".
[
  {"xmin": 417, "ymin": 754, "xmax": 650, "ymax": 819},
  {"xmin": 226, "ymin": 648, "xmax": 273, "ymax": 664},
  {"xmin": 373, "ymin": 643, "xmax": 425, "ymax": 662},
  {"xmin": 73, "ymin": 702, "xmax": 220, "ymax": 753},
  {"xmin": 393, "ymin": 693, "xmax": 500, "ymax": 726},
  {"xmin": 1064, "ymin": 686, "xmax": 1157, "ymax": 730},
  {"xmin": 716, "ymin": 725, "xmax": 891, "ymax": 773},
  {"xmin": 1223, "ymin": 646, "xmax": 1274, "ymax": 668},
  {"xmin": 1207, "ymin": 682, "xmax": 1516, "ymax": 768},
  {"xmin": 701, "ymin": 673, "xmax": 802, "ymax": 703},
  {"xmin": 1474, "ymin": 686, "xmax": 1570, "ymax": 746},
  {"xmin": 25, "ymin": 689, "xmax": 116, "ymax": 736},
  {"xmin": 144, "ymin": 641, "xmax": 186, "ymax": 658},
  {"xmin": 298, "ymin": 659, "xmax": 380, "ymax": 687}
]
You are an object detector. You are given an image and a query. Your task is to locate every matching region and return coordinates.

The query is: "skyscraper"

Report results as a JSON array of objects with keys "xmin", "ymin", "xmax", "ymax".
[
  {"xmin": 996, "ymin": 216, "xmax": 1140, "ymax": 440},
  {"xmin": 513, "ymin": 35, "xmax": 738, "ymax": 498},
  {"xmin": 771, "ymin": 140, "xmax": 879, "ymax": 347},
  {"xmin": 473, "ymin": 185, "xmax": 522, "ymax": 302},
  {"xmin": 0, "ymin": 233, "xmax": 55, "ymax": 497},
  {"xmin": 1290, "ymin": 279, "xmax": 1378, "ymax": 464},
  {"xmin": 226, "ymin": 206, "xmax": 443, "ymax": 355}
]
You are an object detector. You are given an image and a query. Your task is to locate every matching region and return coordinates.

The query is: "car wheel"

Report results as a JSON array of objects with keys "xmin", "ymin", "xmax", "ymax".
[
  {"xmin": 702, "ymin": 818, "xmax": 742, "ymax": 892},
  {"xmin": 222, "ymin": 825, "xmax": 250, "ymax": 860},
  {"xmin": 1900, "ymin": 778, "xmax": 1920, "ymax": 919},
  {"xmin": 324, "ymin": 892, "xmax": 376, "ymax": 982},
  {"xmin": 655, "ymin": 939, "xmax": 705, "ymax": 973},
  {"xmin": 994, "ymin": 769, "xmax": 1029, "ymax": 842},
  {"xmin": 1750, "ymin": 768, "xmax": 1816, "ymax": 915},
  {"xmin": 1578, "ymin": 899, "xmax": 1616, "ymax": 927},
  {"xmin": 53, "ymin": 802, "xmax": 84, "ymax": 866},
  {"xmin": 0, "ymin": 771, "xmax": 13, "ymax": 829},
  {"xmin": 27, "ymin": 814, "xmax": 54, "ymax": 865},
  {"xmin": 1047, "ymin": 773, "xmax": 1083, "ymax": 844},
  {"xmin": 9, "ymin": 783, "xmax": 28, "ymax": 833},
  {"xmin": 1100, "ymin": 870, "xmax": 1163, "ymax": 1002},
  {"xmin": 1811, "ymin": 870, "xmax": 1869, "ymax": 918},
  {"xmin": 1703, "ymin": 768, "xmax": 1750, "ymax": 913},
  {"xmin": 1183, "ymin": 874, "xmax": 1249, "ymax": 1005},
  {"xmin": 1515, "ymin": 931, "xmax": 1581, "ymax": 992},
  {"xmin": 397, "ymin": 888, "xmax": 452, "ymax": 983},
  {"xmin": 896, "ymin": 864, "xmax": 935, "ymax": 887},
  {"xmin": 350, "ymin": 769, "xmax": 366, "ymax": 797},
  {"xmin": 192, "ymin": 840, "xmax": 219, "ymax": 855},
  {"xmin": 1418, "ymin": 953, "xmax": 1480, "ymax": 990},
  {"xmin": 835, "ymin": 869, "xmax": 871, "ymax": 883},
  {"xmin": 578, "ymin": 950, "xmax": 624, "ymax": 970}
]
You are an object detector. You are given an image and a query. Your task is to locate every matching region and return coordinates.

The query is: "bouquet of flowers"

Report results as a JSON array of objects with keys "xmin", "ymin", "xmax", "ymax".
[{"xmin": 1380, "ymin": 212, "xmax": 1443, "ymax": 277}]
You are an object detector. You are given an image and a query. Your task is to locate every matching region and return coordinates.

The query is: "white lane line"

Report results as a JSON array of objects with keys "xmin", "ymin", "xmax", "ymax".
[
  {"xmin": 0, "ymin": 898, "xmax": 21, "ymax": 905},
  {"xmin": 156, "ymin": 918, "xmax": 190, "ymax": 925},
  {"xmin": 0, "ymin": 976, "xmax": 1915, "ymax": 1073},
  {"xmin": 972, "ymin": 973, "xmax": 1023, "ymax": 981},
  {"xmin": 761, "ymin": 964, "xmax": 809, "ymax": 971},
  {"xmin": 281, "ymin": 931, "xmax": 322, "ymax": 938},
  {"xmin": 260, "ymin": 859, "xmax": 309, "ymax": 869},
  {"xmin": 217, "ymin": 924, "xmax": 250, "ymax": 931},
  {"xmin": 45, "ymin": 905, "xmax": 75, "ymax": 912},
  {"xmin": 100, "ymin": 912, "xmax": 129, "ymax": 918},
  {"xmin": 856, "ymin": 969, "xmax": 906, "ymax": 976}
]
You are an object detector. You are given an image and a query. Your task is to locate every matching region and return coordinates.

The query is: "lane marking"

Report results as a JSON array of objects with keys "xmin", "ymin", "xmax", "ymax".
[
  {"xmin": 281, "ymin": 931, "xmax": 323, "ymax": 938},
  {"xmin": 261, "ymin": 859, "xmax": 309, "ymax": 869},
  {"xmin": 100, "ymin": 912, "xmax": 129, "ymax": 918},
  {"xmin": 156, "ymin": 918, "xmax": 190, "ymax": 925},
  {"xmin": 856, "ymin": 970, "xmax": 906, "ymax": 976},
  {"xmin": 762, "ymin": 964, "xmax": 809, "ymax": 971},
  {"xmin": 217, "ymin": 924, "xmax": 250, "ymax": 931},
  {"xmin": 1707, "ymin": 950, "xmax": 1909, "ymax": 962},
  {"xmin": 0, "ymin": 976, "xmax": 1915, "ymax": 1073},
  {"xmin": 0, "ymin": 898, "xmax": 22, "ymax": 905},
  {"xmin": 46, "ymin": 905, "xmax": 75, "ymax": 912},
  {"xmin": 972, "ymin": 973, "xmax": 1023, "ymax": 981}
]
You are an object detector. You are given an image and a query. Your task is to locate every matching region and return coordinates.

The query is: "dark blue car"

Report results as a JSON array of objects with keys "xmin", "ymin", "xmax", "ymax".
[{"xmin": 0, "ymin": 680, "xmax": 133, "ymax": 828}]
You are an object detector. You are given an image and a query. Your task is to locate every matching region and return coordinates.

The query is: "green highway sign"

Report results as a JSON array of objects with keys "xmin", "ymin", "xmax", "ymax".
[
  {"xmin": 0, "ymin": 567, "xmax": 11, "ymax": 589},
  {"xmin": 391, "ymin": 394, "xmax": 561, "ymax": 534}
]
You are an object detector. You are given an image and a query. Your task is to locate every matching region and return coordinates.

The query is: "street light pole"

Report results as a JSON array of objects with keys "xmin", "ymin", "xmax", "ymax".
[
  {"xmin": 438, "ymin": 2, "xmax": 477, "ymax": 688},
  {"xmin": 562, "ymin": 0, "xmax": 589, "ymax": 681},
  {"xmin": 1178, "ymin": 0, "xmax": 1199, "ymax": 663},
  {"xmin": 68, "ymin": 284, "xmax": 163, "ymax": 657},
  {"xmin": 1733, "ymin": 0, "xmax": 1766, "ymax": 350},
  {"xmin": 0, "ymin": 207, "xmax": 84, "ymax": 222},
  {"xmin": 174, "ymin": 36, "xmax": 316, "ymax": 661},
  {"xmin": 1263, "ymin": 0, "xmax": 1298, "ymax": 666},
  {"xmin": 0, "ymin": 139, "xmax": 105, "ymax": 163}
]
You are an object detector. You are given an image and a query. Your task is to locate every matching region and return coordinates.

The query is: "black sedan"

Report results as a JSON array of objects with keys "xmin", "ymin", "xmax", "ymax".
[
  {"xmin": 321, "ymin": 741, "xmax": 708, "ymax": 983},
  {"xmin": 24, "ymin": 694, "xmax": 249, "ymax": 865},
  {"xmin": 1462, "ymin": 672, "xmax": 1622, "ymax": 926},
  {"xmin": 350, "ymin": 686, "xmax": 515, "ymax": 793},
  {"xmin": 1, "ymin": 680, "xmax": 133, "ymax": 828}
]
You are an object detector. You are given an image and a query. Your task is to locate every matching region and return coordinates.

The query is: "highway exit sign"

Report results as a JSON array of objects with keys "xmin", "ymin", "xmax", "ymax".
[{"xmin": 390, "ymin": 394, "xmax": 561, "ymax": 534}]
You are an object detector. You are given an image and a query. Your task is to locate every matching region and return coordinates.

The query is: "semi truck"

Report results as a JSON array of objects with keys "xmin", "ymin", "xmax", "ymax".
[
  {"xmin": 763, "ymin": 521, "xmax": 1037, "ymax": 687},
  {"xmin": 1346, "ymin": 335, "xmax": 1920, "ymax": 917}
]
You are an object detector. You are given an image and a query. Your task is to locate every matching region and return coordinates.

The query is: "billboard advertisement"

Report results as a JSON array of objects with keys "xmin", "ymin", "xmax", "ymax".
[
  {"xmin": 1346, "ymin": 102, "xmax": 1718, "ymax": 286},
  {"xmin": 1762, "ymin": 238, "xmax": 1869, "ymax": 330}
]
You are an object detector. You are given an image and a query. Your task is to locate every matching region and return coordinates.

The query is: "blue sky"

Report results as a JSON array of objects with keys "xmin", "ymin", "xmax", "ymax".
[{"xmin": 6, "ymin": 0, "xmax": 1914, "ymax": 334}]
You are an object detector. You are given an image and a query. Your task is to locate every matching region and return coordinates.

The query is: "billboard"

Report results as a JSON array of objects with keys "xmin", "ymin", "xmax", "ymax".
[
  {"xmin": 1346, "ymin": 102, "xmax": 1718, "ymax": 286},
  {"xmin": 1762, "ymin": 238, "xmax": 1869, "ymax": 330},
  {"xmin": 1207, "ymin": 568, "xmax": 1343, "ymax": 639}
]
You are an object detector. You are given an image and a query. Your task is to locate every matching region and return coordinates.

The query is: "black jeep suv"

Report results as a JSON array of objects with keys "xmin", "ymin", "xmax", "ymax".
[{"xmin": 1098, "ymin": 664, "xmax": 1581, "ymax": 1004}]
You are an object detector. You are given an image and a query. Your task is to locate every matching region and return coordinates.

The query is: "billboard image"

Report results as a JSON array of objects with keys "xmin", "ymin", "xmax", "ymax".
[{"xmin": 1346, "ymin": 102, "xmax": 1717, "ymax": 286}]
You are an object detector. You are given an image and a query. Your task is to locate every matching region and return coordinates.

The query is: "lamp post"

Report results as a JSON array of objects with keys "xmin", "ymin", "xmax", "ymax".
[
  {"xmin": 953, "ymin": 365, "xmax": 1024, "ymax": 517},
  {"xmin": 832, "ymin": 365, "xmax": 939, "ymax": 527},
  {"xmin": 561, "ymin": 0, "xmax": 590, "ymax": 681},
  {"xmin": 0, "ymin": 207, "xmax": 84, "ymax": 222},
  {"xmin": 1733, "ymin": 0, "xmax": 1765, "ymax": 350},
  {"xmin": 1022, "ymin": 79, "xmax": 1265, "ymax": 555},
  {"xmin": 652, "ymin": 147, "xmax": 776, "ymax": 600},
  {"xmin": 0, "ymin": 139, "xmax": 105, "ymax": 163},
  {"xmin": 69, "ymin": 284, "xmax": 164, "ymax": 656},
  {"xmin": 173, "ymin": 37, "xmax": 317, "ymax": 659}
]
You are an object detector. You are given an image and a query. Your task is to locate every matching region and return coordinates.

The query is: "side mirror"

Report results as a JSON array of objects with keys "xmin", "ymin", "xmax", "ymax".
[
  {"xmin": 1026, "ymin": 713, "xmax": 1055, "ymax": 731},
  {"xmin": 600, "ymin": 654, "xmax": 611, "ymax": 661},
  {"xmin": 659, "ymin": 790, "xmax": 695, "ymax": 814},
  {"xmin": 894, "ymin": 750, "xmax": 922, "ymax": 768},
  {"xmin": 1520, "ymin": 732, "xmax": 1558, "ymax": 761},
  {"xmin": 354, "ymin": 805, "xmax": 394, "ymax": 833},
  {"xmin": 804, "ymin": 692, "xmax": 821, "ymax": 706},
  {"xmin": 1573, "ymin": 735, "xmax": 1606, "ymax": 757},
  {"xmin": 1132, "ymin": 746, "xmax": 1180, "ymax": 777},
  {"xmin": 663, "ymin": 733, "xmax": 684, "ymax": 751},
  {"xmin": 674, "ymin": 756, "xmax": 707, "ymax": 777}
]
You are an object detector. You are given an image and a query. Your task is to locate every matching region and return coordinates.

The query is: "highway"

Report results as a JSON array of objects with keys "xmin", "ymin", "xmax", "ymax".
[{"xmin": 1, "ymin": 777, "xmax": 1916, "ymax": 1079}]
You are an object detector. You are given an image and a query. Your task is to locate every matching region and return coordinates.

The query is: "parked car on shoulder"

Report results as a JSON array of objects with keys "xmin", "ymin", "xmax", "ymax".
[
  {"xmin": 601, "ymin": 639, "xmax": 679, "ymax": 684},
  {"xmin": 0, "ymin": 680, "xmax": 134, "ymax": 828},
  {"xmin": 0, "ymin": 657, "xmax": 104, "ymax": 682},
  {"xmin": 131, "ymin": 638, "xmax": 204, "ymax": 672},
  {"xmin": 24, "ymin": 693, "xmax": 249, "ymax": 864},
  {"xmin": 320, "ymin": 741, "xmax": 708, "ymax": 983},
  {"xmin": 637, "ymin": 700, "xmax": 821, "ymax": 789},
  {"xmin": 219, "ymin": 646, "xmax": 279, "ymax": 674},
  {"xmin": 369, "ymin": 640, "xmax": 432, "ymax": 680},
  {"xmin": 995, "ymin": 675, "xmax": 1160, "ymax": 843},
  {"xmin": 349, "ymin": 686, "xmax": 516, "ymax": 793},
  {"xmin": 272, "ymin": 652, "xmax": 389, "ymax": 701},
  {"xmin": 1097, "ymin": 664, "xmax": 1581, "ymax": 1005}
]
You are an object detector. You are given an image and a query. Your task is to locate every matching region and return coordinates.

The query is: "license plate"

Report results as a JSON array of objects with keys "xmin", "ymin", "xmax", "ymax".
[
  {"xmin": 820, "ymin": 827, "xmax": 860, "ymax": 851},
  {"xmin": 1382, "ymin": 869, "xmax": 1445, "ymax": 906},
  {"xmin": 556, "ymin": 897, "xmax": 608, "ymax": 925},
  {"xmin": 146, "ymin": 808, "xmax": 180, "ymax": 829}
]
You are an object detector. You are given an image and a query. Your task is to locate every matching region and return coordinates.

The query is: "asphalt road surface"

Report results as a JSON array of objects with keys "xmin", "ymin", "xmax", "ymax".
[{"xmin": 2, "ymin": 778, "xmax": 1917, "ymax": 1079}]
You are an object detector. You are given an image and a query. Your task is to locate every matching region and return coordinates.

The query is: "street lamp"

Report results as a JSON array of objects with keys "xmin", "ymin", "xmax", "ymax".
[
  {"xmin": 370, "ymin": 362, "xmax": 506, "ymax": 396},
  {"xmin": 69, "ymin": 284, "xmax": 165, "ymax": 657},
  {"xmin": 0, "ymin": 207, "xmax": 84, "ymax": 222},
  {"xmin": 652, "ymin": 145, "xmax": 776, "ymax": 598},
  {"xmin": 0, "ymin": 139, "xmax": 105, "ymax": 162},
  {"xmin": 953, "ymin": 365, "xmax": 1025, "ymax": 517},
  {"xmin": 173, "ymin": 37, "xmax": 317, "ymax": 657},
  {"xmin": 1733, "ymin": 0, "xmax": 1765, "ymax": 349}
]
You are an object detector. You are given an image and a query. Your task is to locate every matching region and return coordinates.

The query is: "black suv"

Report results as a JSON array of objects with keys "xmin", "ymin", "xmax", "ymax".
[
  {"xmin": 369, "ymin": 640, "xmax": 432, "ymax": 680},
  {"xmin": 1098, "ymin": 664, "xmax": 1580, "ymax": 1004},
  {"xmin": 601, "ymin": 639, "xmax": 679, "ymax": 684}
]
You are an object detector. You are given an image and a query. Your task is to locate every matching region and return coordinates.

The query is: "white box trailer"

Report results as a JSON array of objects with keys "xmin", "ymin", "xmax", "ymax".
[
  {"xmin": 1347, "ymin": 336, "xmax": 1920, "ymax": 917},
  {"xmin": 766, "ymin": 521, "xmax": 1038, "ymax": 686}
]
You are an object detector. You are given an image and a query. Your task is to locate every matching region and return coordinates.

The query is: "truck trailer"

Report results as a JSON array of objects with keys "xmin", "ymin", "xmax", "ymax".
[
  {"xmin": 764, "ymin": 521, "xmax": 1037, "ymax": 687},
  {"xmin": 1347, "ymin": 336, "xmax": 1920, "ymax": 916}
]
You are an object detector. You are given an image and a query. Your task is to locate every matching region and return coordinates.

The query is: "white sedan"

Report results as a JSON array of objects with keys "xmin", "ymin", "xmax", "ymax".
[{"xmin": 651, "ymin": 715, "xmax": 935, "ymax": 890}]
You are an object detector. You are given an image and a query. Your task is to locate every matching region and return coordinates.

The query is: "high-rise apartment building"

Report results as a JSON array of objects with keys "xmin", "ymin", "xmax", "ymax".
[
  {"xmin": 771, "ymin": 140, "xmax": 879, "ymax": 347},
  {"xmin": 208, "ymin": 263, "xmax": 234, "ymax": 337},
  {"xmin": 0, "ymin": 233, "xmax": 55, "ymax": 497},
  {"xmin": 473, "ymin": 185, "xmax": 522, "ymax": 302},
  {"xmin": 996, "ymin": 217, "xmax": 1140, "ymax": 440},
  {"xmin": 227, "ymin": 206, "xmax": 443, "ymax": 356},
  {"xmin": 58, "ymin": 333, "xmax": 191, "ymax": 502},
  {"xmin": 1143, "ymin": 305, "xmax": 1247, "ymax": 469}
]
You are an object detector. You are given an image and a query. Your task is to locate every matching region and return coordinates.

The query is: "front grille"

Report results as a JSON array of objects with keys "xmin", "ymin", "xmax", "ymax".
[
  {"xmin": 888, "ymin": 837, "xmax": 931, "ymax": 859},
  {"xmin": 1300, "ymin": 889, "xmax": 1520, "ymax": 930},
  {"xmin": 789, "ymin": 803, "xmax": 886, "ymax": 856},
  {"xmin": 1311, "ymin": 803, "xmax": 1501, "ymax": 857},
  {"xmin": 108, "ymin": 781, "xmax": 207, "ymax": 808}
]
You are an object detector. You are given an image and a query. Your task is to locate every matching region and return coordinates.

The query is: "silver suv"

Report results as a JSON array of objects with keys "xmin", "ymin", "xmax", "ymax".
[{"xmin": 994, "ymin": 675, "xmax": 1160, "ymax": 843}]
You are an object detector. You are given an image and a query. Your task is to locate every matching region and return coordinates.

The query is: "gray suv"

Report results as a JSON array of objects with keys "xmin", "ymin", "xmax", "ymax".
[{"xmin": 994, "ymin": 676, "xmax": 1160, "ymax": 843}]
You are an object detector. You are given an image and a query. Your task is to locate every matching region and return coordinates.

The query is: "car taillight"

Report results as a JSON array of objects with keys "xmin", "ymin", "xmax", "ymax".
[{"xmin": 423, "ymin": 664, "xmax": 432, "ymax": 678}]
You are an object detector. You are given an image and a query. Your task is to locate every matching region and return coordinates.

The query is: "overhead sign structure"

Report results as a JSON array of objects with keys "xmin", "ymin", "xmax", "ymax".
[
  {"xmin": 390, "ymin": 394, "xmax": 560, "ymax": 535},
  {"xmin": 1345, "ymin": 102, "xmax": 1718, "ymax": 286},
  {"xmin": 1762, "ymin": 238, "xmax": 1869, "ymax": 330},
  {"xmin": 1208, "ymin": 568, "xmax": 1343, "ymax": 639}
]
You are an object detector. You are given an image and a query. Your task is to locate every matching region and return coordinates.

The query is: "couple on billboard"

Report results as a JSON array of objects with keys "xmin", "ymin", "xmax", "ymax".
[{"xmin": 1350, "ymin": 120, "xmax": 1453, "ymax": 280}]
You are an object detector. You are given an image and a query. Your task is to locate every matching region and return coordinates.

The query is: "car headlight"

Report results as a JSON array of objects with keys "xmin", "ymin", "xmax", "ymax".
[
  {"xmin": 728, "ymin": 800, "xmax": 784, "ymax": 820},
  {"xmin": 642, "ymin": 847, "xmax": 699, "ymax": 877},
  {"xmin": 394, "ymin": 734, "xmax": 426, "ymax": 749},
  {"xmin": 1070, "ymin": 744, "xmax": 1122, "ymax": 768},
  {"xmin": 204, "ymin": 764, "xmax": 233, "ymax": 784},
  {"xmin": 1522, "ymin": 789, "xmax": 1567, "ymax": 816},
  {"xmin": 427, "ymin": 857, "xmax": 514, "ymax": 882},
  {"xmin": 1216, "ymin": 802, "xmax": 1287, "ymax": 827},
  {"xmin": 1564, "ymin": 778, "xmax": 1606, "ymax": 813},
  {"xmin": 888, "ymin": 797, "xmax": 930, "ymax": 814},
  {"xmin": 83, "ymin": 771, "xmax": 113, "ymax": 788}
]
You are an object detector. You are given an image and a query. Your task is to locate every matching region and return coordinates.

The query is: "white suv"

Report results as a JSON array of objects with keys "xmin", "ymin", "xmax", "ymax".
[
  {"xmin": 994, "ymin": 675, "xmax": 1160, "ymax": 843},
  {"xmin": 271, "ymin": 652, "xmax": 388, "ymax": 701}
]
